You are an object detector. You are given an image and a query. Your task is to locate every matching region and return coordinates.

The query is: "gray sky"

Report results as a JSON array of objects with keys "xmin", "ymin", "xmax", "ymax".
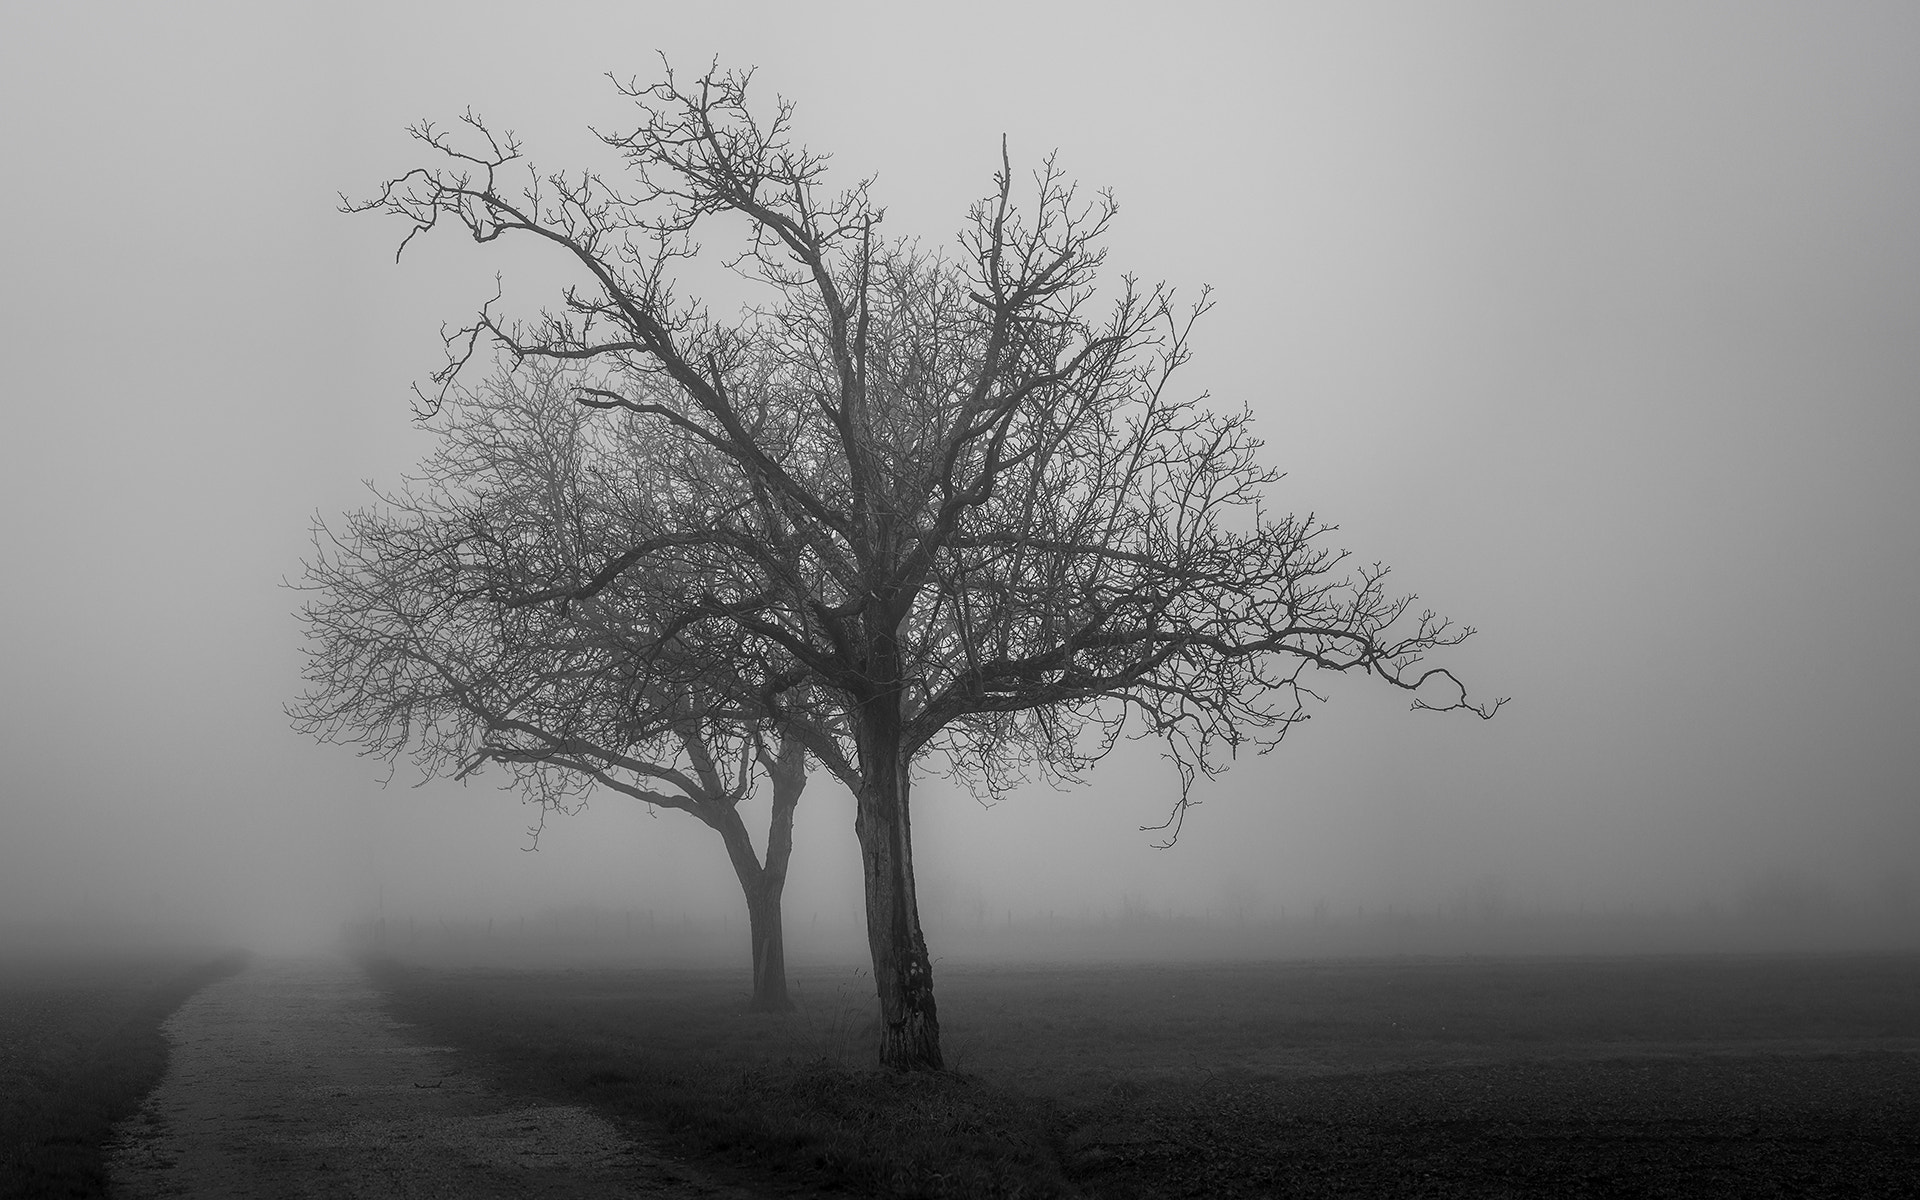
[{"xmin": 3, "ymin": 2, "xmax": 1916, "ymax": 951}]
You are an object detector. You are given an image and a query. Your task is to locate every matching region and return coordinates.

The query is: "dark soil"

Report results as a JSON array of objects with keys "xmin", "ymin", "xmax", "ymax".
[{"xmin": 1063, "ymin": 1051, "xmax": 1920, "ymax": 1198}]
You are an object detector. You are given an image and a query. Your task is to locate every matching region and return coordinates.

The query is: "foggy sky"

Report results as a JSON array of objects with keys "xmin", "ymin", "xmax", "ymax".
[{"xmin": 2, "ymin": 2, "xmax": 1916, "ymax": 953}]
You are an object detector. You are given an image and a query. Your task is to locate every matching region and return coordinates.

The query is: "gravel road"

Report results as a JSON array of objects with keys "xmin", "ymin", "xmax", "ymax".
[{"xmin": 106, "ymin": 956, "xmax": 761, "ymax": 1199}]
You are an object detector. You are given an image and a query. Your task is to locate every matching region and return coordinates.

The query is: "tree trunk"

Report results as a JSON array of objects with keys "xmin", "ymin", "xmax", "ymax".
[
  {"xmin": 707, "ymin": 738, "xmax": 806, "ymax": 1013},
  {"xmin": 853, "ymin": 715, "xmax": 943, "ymax": 1070},
  {"xmin": 742, "ymin": 878, "xmax": 790, "ymax": 1012}
]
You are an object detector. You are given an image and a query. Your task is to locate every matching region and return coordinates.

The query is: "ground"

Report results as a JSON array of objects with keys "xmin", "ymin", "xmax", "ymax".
[
  {"xmin": 0, "ymin": 949, "xmax": 244, "ymax": 1198},
  {"xmin": 104, "ymin": 957, "xmax": 778, "ymax": 1199},
  {"xmin": 11, "ymin": 951, "xmax": 1914, "ymax": 1197},
  {"xmin": 366, "ymin": 953, "xmax": 1920, "ymax": 1198}
]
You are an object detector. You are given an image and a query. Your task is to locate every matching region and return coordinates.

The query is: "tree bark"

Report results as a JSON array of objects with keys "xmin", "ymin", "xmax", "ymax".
[
  {"xmin": 707, "ymin": 737, "xmax": 806, "ymax": 1013},
  {"xmin": 853, "ymin": 713, "xmax": 943, "ymax": 1070},
  {"xmin": 742, "ymin": 877, "xmax": 789, "ymax": 1012}
]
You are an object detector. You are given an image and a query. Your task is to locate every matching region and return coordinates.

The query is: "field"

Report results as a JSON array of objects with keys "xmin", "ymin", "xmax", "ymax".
[
  {"xmin": 0, "ymin": 949, "xmax": 249, "ymax": 1199},
  {"xmin": 366, "ymin": 953, "xmax": 1920, "ymax": 1198}
]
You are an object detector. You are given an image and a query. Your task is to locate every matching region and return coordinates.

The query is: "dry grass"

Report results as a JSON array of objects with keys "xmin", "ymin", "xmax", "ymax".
[
  {"xmin": 365, "ymin": 953, "xmax": 1920, "ymax": 1198},
  {"xmin": 0, "ymin": 950, "xmax": 248, "ymax": 1199}
]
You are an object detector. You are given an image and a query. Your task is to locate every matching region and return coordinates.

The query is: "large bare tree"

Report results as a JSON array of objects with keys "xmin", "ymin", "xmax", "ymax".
[
  {"xmin": 291, "ymin": 363, "xmax": 810, "ymax": 1011},
  {"xmin": 347, "ymin": 61, "xmax": 1501, "ymax": 1069}
]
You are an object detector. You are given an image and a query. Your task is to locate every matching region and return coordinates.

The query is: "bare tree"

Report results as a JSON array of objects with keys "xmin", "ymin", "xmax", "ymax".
[
  {"xmin": 347, "ymin": 60, "xmax": 1502, "ymax": 1069},
  {"xmin": 291, "ymin": 363, "xmax": 810, "ymax": 1012}
]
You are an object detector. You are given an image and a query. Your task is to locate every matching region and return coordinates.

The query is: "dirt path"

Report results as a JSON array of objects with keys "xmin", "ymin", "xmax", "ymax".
[{"xmin": 107, "ymin": 956, "xmax": 762, "ymax": 1199}]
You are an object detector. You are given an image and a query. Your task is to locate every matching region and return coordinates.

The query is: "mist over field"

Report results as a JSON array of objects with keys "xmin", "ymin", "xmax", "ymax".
[{"xmin": 3, "ymin": 2, "xmax": 1917, "ymax": 962}]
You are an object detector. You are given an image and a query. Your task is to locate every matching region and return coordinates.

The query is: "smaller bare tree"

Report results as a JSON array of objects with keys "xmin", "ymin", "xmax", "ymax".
[{"xmin": 291, "ymin": 364, "xmax": 810, "ymax": 1011}]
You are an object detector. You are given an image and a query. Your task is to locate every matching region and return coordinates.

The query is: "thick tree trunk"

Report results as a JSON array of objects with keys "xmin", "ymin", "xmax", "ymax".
[{"xmin": 853, "ymin": 716, "xmax": 943, "ymax": 1071}]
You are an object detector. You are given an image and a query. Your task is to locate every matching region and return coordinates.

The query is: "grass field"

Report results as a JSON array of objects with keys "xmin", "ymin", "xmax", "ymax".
[
  {"xmin": 367, "ymin": 953, "xmax": 1920, "ymax": 1198},
  {"xmin": 0, "ymin": 949, "xmax": 249, "ymax": 1199}
]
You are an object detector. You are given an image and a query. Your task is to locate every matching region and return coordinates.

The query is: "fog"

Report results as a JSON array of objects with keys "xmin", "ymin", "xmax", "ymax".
[{"xmin": 3, "ymin": 3, "xmax": 1916, "ymax": 961}]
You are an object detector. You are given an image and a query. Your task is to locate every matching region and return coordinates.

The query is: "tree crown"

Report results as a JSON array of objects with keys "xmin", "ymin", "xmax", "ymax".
[{"xmin": 339, "ymin": 60, "xmax": 1501, "ymax": 839}]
